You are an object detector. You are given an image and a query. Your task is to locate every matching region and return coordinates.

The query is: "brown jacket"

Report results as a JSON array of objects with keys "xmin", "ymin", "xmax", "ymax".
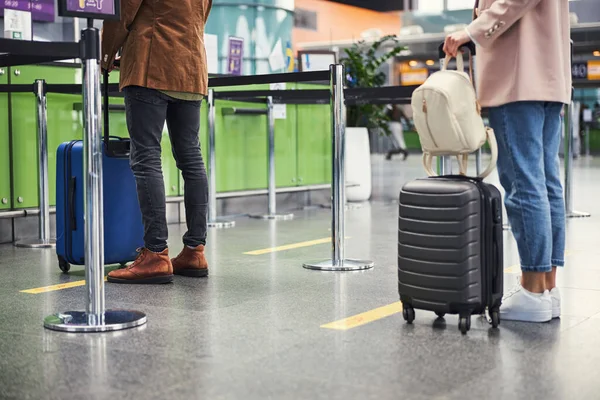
[
  {"xmin": 466, "ymin": 0, "xmax": 571, "ymax": 107},
  {"xmin": 101, "ymin": 0, "xmax": 213, "ymax": 95}
]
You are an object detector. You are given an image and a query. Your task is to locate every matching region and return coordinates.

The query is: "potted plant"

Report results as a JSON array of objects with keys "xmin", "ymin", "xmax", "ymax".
[{"xmin": 340, "ymin": 35, "xmax": 405, "ymax": 202}]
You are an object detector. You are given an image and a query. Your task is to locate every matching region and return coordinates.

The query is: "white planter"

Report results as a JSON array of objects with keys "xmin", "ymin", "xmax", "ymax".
[{"xmin": 345, "ymin": 127, "xmax": 372, "ymax": 202}]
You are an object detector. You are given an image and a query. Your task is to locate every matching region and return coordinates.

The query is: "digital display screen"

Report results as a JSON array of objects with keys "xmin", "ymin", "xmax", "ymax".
[{"xmin": 58, "ymin": 0, "xmax": 120, "ymax": 20}]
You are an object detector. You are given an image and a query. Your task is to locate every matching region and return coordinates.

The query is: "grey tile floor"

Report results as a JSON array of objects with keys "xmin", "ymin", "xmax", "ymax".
[{"xmin": 1, "ymin": 154, "xmax": 600, "ymax": 400}]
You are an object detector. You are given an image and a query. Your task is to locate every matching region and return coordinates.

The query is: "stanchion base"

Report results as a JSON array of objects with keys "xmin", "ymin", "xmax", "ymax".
[
  {"xmin": 303, "ymin": 259, "xmax": 374, "ymax": 272},
  {"xmin": 43, "ymin": 310, "xmax": 147, "ymax": 333},
  {"xmin": 567, "ymin": 210, "xmax": 591, "ymax": 219},
  {"xmin": 207, "ymin": 220, "xmax": 235, "ymax": 229},
  {"xmin": 250, "ymin": 213, "xmax": 294, "ymax": 221},
  {"xmin": 14, "ymin": 238, "xmax": 56, "ymax": 249}
]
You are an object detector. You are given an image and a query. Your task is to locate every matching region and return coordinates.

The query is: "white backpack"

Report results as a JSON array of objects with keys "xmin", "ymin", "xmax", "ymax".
[{"xmin": 411, "ymin": 52, "xmax": 497, "ymax": 178}]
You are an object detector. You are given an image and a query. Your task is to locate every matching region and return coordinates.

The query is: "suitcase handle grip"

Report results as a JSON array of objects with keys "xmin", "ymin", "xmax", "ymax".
[{"xmin": 438, "ymin": 41, "xmax": 476, "ymax": 59}]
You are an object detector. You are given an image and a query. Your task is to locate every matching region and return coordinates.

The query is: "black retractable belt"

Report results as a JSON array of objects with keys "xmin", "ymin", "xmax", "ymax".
[{"xmin": 103, "ymin": 68, "xmax": 130, "ymax": 158}]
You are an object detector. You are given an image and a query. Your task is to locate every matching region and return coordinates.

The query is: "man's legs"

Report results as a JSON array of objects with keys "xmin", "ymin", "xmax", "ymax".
[
  {"xmin": 108, "ymin": 86, "xmax": 173, "ymax": 284},
  {"xmin": 166, "ymin": 98, "xmax": 209, "ymax": 277},
  {"xmin": 125, "ymin": 87, "xmax": 170, "ymax": 251},
  {"xmin": 488, "ymin": 101, "xmax": 553, "ymax": 322}
]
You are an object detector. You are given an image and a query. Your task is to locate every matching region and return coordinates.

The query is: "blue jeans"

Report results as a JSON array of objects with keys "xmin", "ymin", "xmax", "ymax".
[
  {"xmin": 124, "ymin": 86, "xmax": 208, "ymax": 253},
  {"xmin": 488, "ymin": 102, "xmax": 566, "ymax": 273}
]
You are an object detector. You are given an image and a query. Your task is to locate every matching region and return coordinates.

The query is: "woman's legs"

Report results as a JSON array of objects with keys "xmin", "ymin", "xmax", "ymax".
[
  {"xmin": 488, "ymin": 101, "xmax": 555, "ymax": 322},
  {"xmin": 542, "ymin": 103, "xmax": 566, "ymax": 318}
]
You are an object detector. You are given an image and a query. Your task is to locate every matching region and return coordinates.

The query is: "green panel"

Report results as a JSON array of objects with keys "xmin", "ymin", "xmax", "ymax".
[
  {"xmin": 0, "ymin": 69, "xmax": 9, "ymax": 209},
  {"xmin": 275, "ymin": 94, "xmax": 298, "ymax": 188},
  {"xmin": 295, "ymin": 84, "xmax": 331, "ymax": 186},
  {"xmin": 182, "ymin": 104, "xmax": 209, "ymax": 195},
  {"xmin": 211, "ymin": 84, "xmax": 267, "ymax": 192},
  {"xmin": 404, "ymin": 131, "xmax": 421, "ymax": 150},
  {"xmin": 214, "ymin": 99, "xmax": 268, "ymax": 191},
  {"xmin": 161, "ymin": 125, "xmax": 180, "ymax": 197},
  {"xmin": 11, "ymin": 65, "xmax": 83, "ymax": 208},
  {"xmin": 587, "ymin": 129, "xmax": 600, "ymax": 151}
]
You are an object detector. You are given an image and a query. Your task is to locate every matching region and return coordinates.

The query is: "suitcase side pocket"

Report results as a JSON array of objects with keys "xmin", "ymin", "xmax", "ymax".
[{"xmin": 68, "ymin": 177, "xmax": 76, "ymax": 231}]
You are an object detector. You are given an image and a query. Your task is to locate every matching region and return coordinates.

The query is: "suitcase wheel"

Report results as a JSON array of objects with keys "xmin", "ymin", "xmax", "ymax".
[
  {"xmin": 402, "ymin": 304, "xmax": 415, "ymax": 324},
  {"xmin": 459, "ymin": 315, "xmax": 471, "ymax": 334},
  {"xmin": 490, "ymin": 309, "xmax": 500, "ymax": 329},
  {"xmin": 58, "ymin": 256, "xmax": 71, "ymax": 273},
  {"xmin": 435, "ymin": 312, "xmax": 446, "ymax": 319}
]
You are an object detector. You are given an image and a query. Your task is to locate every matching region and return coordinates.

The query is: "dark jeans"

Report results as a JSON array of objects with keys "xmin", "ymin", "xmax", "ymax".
[{"xmin": 124, "ymin": 86, "xmax": 208, "ymax": 252}]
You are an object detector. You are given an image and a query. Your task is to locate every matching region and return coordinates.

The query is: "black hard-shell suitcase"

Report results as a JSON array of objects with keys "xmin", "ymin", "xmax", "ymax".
[{"xmin": 398, "ymin": 176, "xmax": 503, "ymax": 334}]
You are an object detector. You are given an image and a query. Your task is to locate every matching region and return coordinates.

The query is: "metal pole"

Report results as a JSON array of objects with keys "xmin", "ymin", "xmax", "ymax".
[
  {"xmin": 303, "ymin": 64, "xmax": 373, "ymax": 272},
  {"xmin": 84, "ymin": 44, "xmax": 105, "ymax": 325},
  {"xmin": 251, "ymin": 96, "xmax": 293, "ymax": 220},
  {"xmin": 585, "ymin": 124, "xmax": 591, "ymax": 158},
  {"xmin": 267, "ymin": 96, "xmax": 277, "ymax": 216},
  {"xmin": 564, "ymin": 101, "xmax": 590, "ymax": 219},
  {"xmin": 15, "ymin": 80, "xmax": 55, "ymax": 248},
  {"xmin": 207, "ymin": 89, "xmax": 234, "ymax": 229},
  {"xmin": 475, "ymin": 148, "xmax": 482, "ymax": 176},
  {"xmin": 436, "ymin": 156, "xmax": 452, "ymax": 175},
  {"xmin": 436, "ymin": 54, "xmax": 452, "ymax": 176},
  {"xmin": 44, "ymin": 23, "xmax": 146, "ymax": 332}
]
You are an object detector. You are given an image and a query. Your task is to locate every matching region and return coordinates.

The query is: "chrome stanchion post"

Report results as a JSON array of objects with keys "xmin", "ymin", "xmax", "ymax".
[
  {"xmin": 303, "ymin": 64, "xmax": 373, "ymax": 272},
  {"xmin": 15, "ymin": 80, "xmax": 56, "ymax": 248},
  {"xmin": 585, "ymin": 124, "xmax": 591, "ymax": 158},
  {"xmin": 475, "ymin": 148, "xmax": 482, "ymax": 176},
  {"xmin": 436, "ymin": 53, "xmax": 452, "ymax": 176},
  {"xmin": 564, "ymin": 99, "xmax": 590, "ymax": 219},
  {"xmin": 251, "ymin": 96, "xmax": 293, "ymax": 220},
  {"xmin": 207, "ymin": 89, "xmax": 234, "ymax": 229},
  {"xmin": 44, "ymin": 22, "xmax": 147, "ymax": 332}
]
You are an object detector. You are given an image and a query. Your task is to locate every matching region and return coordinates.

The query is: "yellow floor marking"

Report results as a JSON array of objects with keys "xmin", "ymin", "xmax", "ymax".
[
  {"xmin": 321, "ymin": 302, "xmax": 403, "ymax": 330},
  {"xmin": 21, "ymin": 277, "xmax": 108, "ymax": 294},
  {"xmin": 244, "ymin": 237, "xmax": 337, "ymax": 255}
]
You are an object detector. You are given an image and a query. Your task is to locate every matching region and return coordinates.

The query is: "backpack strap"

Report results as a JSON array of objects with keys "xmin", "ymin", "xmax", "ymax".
[
  {"xmin": 478, "ymin": 127, "xmax": 498, "ymax": 179},
  {"xmin": 421, "ymin": 128, "xmax": 498, "ymax": 179}
]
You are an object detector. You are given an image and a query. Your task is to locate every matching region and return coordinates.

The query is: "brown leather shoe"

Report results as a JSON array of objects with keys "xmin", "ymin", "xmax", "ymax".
[
  {"xmin": 107, "ymin": 248, "xmax": 174, "ymax": 284},
  {"xmin": 171, "ymin": 245, "xmax": 209, "ymax": 277}
]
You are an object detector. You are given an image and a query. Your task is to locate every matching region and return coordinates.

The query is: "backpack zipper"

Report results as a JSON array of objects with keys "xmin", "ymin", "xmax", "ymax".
[{"xmin": 421, "ymin": 91, "xmax": 439, "ymax": 148}]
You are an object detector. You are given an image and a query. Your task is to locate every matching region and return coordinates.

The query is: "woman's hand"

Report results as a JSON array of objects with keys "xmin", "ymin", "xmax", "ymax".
[{"xmin": 443, "ymin": 30, "xmax": 471, "ymax": 58}]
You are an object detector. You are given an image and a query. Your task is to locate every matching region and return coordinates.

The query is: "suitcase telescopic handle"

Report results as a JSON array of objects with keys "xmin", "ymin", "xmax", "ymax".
[
  {"xmin": 103, "ymin": 66, "xmax": 130, "ymax": 158},
  {"xmin": 103, "ymin": 69, "xmax": 110, "ymax": 147},
  {"xmin": 438, "ymin": 42, "xmax": 476, "ymax": 60}
]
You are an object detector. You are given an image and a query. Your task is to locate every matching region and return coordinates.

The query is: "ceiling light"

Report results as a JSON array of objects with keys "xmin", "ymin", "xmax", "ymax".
[
  {"xmin": 594, "ymin": 51, "xmax": 600, "ymax": 57},
  {"xmin": 426, "ymin": 60, "xmax": 435, "ymax": 66},
  {"xmin": 409, "ymin": 60, "xmax": 418, "ymax": 67}
]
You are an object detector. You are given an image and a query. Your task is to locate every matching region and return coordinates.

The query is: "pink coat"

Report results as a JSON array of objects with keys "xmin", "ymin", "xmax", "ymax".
[{"xmin": 466, "ymin": 0, "xmax": 572, "ymax": 108}]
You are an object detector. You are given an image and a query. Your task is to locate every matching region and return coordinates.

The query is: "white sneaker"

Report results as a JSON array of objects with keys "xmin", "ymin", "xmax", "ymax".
[
  {"xmin": 500, "ymin": 283, "xmax": 552, "ymax": 323},
  {"xmin": 550, "ymin": 287, "xmax": 561, "ymax": 319}
]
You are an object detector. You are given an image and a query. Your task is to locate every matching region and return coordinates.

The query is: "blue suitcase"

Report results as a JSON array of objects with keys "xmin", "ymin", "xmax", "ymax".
[{"xmin": 55, "ymin": 70, "xmax": 143, "ymax": 273}]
